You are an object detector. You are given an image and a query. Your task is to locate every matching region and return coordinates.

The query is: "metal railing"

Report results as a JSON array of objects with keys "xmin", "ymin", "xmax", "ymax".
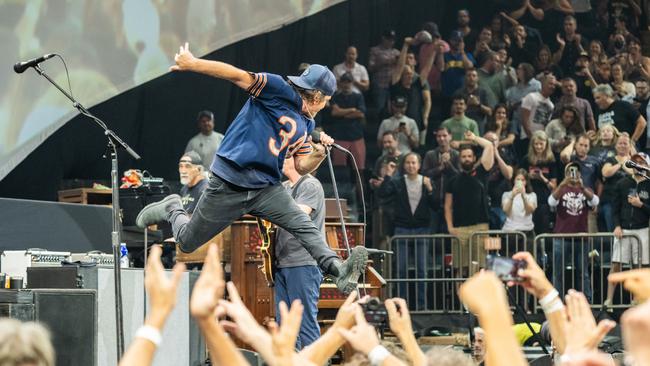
[
  {"xmin": 534, "ymin": 233, "xmax": 642, "ymax": 310},
  {"xmin": 386, "ymin": 234, "xmax": 465, "ymax": 313}
]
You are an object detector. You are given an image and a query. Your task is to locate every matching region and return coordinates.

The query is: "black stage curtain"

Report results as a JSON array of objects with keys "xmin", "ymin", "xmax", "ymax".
[{"xmin": 1, "ymin": 0, "xmax": 502, "ymax": 201}]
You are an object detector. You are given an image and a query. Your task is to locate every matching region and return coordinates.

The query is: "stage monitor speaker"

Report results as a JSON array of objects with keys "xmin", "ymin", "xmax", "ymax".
[
  {"xmin": 528, "ymin": 355, "xmax": 553, "ymax": 366},
  {"xmin": 27, "ymin": 266, "xmax": 203, "ymax": 366}
]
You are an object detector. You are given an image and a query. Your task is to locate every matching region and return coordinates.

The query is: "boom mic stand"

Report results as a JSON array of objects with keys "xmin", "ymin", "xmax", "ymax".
[{"xmin": 32, "ymin": 63, "xmax": 140, "ymax": 359}]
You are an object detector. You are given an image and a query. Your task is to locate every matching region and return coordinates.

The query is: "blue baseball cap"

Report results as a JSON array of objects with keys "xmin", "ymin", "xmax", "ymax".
[{"xmin": 287, "ymin": 64, "xmax": 337, "ymax": 97}]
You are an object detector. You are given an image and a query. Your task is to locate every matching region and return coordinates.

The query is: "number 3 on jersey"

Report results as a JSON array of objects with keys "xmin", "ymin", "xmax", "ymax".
[{"xmin": 268, "ymin": 116, "xmax": 297, "ymax": 156}]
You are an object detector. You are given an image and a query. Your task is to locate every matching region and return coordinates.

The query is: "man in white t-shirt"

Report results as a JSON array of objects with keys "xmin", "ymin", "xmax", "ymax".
[
  {"xmin": 184, "ymin": 110, "xmax": 224, "ymax": 170},
  {"xmin": 376, "ymin": 96, "xmax": 419, "ymax": 153},
  {"xmin": 333, "ymin": 46, "xmax": 370, "ymax": 94},
  {"xmin": 520, "ymin": 74, "xmax": 557, "ymax": 142}
]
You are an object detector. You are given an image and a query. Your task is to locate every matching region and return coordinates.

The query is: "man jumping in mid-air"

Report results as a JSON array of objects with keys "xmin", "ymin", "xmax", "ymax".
[{"xmin": 137, "ymin": 43, "xmax": 367, "ymax": 293}]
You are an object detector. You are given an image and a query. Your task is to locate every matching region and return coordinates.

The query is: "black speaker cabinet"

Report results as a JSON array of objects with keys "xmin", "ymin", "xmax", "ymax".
[{"xmin": 0, "ymin": 289, "xmax": 96, "ymax": 366}]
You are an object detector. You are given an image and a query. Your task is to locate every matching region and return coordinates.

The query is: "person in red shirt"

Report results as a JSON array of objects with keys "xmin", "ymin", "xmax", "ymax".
[{"xmin": 548, "ymin": 162, "xmax": 599, "ymax": 300}]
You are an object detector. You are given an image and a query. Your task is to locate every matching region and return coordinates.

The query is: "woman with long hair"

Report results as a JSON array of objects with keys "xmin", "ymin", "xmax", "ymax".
[
  {"xmin": 588, "ymin": 40, "xmax": 608, "ymax": 74},
  {"xmin": 624, "ymin": 38, "xmax": 650, "ymax": 81},
  {"xmin": 534, "ymin": 45, "xmax": 562, "ymax": 78},
  {"xmin": 502, "ymin": 169, "xmax": 537, "ymax": 240},
  {"xmin": 600, "ymin": 133, "xmax": 634, "ymax": 232},
  {"xmin": 519, "ymin": 131, "xmax": 557, "ymax": 234},
  {"xmin": 484, "ymin": 104, "xmax": 515, "ymax": 148},
  {"xmin": 590, "ymin": 124, "xmax": 621, "ymax": 162},
  {"xmin": 545, "ymin": 105, "xmax": 585, "ymax": 153}
]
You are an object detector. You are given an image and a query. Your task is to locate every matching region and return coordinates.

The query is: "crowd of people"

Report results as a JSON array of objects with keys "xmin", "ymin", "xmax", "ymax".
[{"xmin": 5, "ymin": 244, "xmax": 650, "ymax": 366}]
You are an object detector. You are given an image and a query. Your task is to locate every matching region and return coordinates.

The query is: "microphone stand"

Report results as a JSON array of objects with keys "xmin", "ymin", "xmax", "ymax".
[{"xmin": 32, "ymin": 64, "xmax": 140, "ymax": 359}]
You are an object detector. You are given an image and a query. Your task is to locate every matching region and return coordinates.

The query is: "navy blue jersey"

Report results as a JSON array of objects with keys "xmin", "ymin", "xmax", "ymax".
[{"xmin": 211, "ymin": 73, "xmax": 314, "ymax": 188}]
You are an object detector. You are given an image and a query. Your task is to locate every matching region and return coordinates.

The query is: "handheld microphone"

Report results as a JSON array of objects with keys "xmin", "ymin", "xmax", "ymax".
[
  {"xmin": 13, "ymin": 54, "xmax": 56, "ymax": 74},
  {"xmin": 310, "ymin": 130, "xmax": 348, "ymax": 152},
  {"xmin": 625, "ymin": 160, "xmax": 650, "ymax": 171}
]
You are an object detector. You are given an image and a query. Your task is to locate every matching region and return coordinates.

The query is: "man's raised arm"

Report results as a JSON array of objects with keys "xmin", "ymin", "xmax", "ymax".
[{"xmin": 170, "ymin": 43, "xmax": 255, "ymax": 90}]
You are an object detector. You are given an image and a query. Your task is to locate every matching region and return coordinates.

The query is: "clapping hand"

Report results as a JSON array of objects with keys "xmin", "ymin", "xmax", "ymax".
[
  {"xmin": 190, "ymin": 244, "xmax": 225, "ymax": 319},
  {"xmin": 338, "ymin": 305, "xmax": 380, "ymax": 355},
  {"xmin": 563, "ymin": 290, "xmax": 615, "ymax": 354}
]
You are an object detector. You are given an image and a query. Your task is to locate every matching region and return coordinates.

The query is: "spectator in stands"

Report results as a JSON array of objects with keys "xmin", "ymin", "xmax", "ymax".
[
  {"xmin": 456, "ymin": 9, "xmax": 478, "ymax": 51},
  {"xmin": 484, "ymin": 131, "xmax": 514, "ymax": 229},
  {"xmin": 534, "ymin": 45, "xmax": 562, "ymax": 78},
  {"xmin": 633, "ymin": 78, "xmax": 650, "ymax": 148},
  {"xmin": 0, "ymin": 319, "xmax": 54, "ymax": 366},
  {"xmin": 518, "ymin": 73, "xmax": 557, "ymax": 157},
  {"xmin": 606, "ymin": 152, "xmax": 650, "ymax": 307},
  {"xmin": 445, "ymin": 131, "xmax": 494, "ymax": 276},
  {"xmin": 611, "ymin": 63, "xmax": 637, "ymax": 103},
  {"xmin": 473, "ymin": 27, "xmax": 494, "ymax": 60},
  {"xmin": 333, "ymin": 46, "xmax": 370, "ymax": 94},
  {"xmin": 554, "ymin": 77, "xmax": 596, "ymax": 131},
  {"xmin": 178, "ymin": 151, "xmax": 208, "ymax": 214},
  {"xmin": 327, "ymin": 72, "xmax": 367, "ymax": 169},
  {"xmin": 502, "ymin": 169, "xmax": 537, "ymax": 247},
  {"xmin": 489, "ymin": 14, "xmax": 507, "ymax": 50},
  {"xmin": 422, "ymin": 127, "xmax": 460, "ymax": 233},
  {"xmin": 185, "ymin": 110, "xmax": 224, "ymax": 170},
  {"xmin": 594, "ymin": 84, "xmax": 647, "ymax": 144},
  {"xmin": 440, "ymin": 31, "xmax": 476, "ymax": 102},
  {"xmin": 376, "ymin": 96, "xmax": 419, "ymax": 153},
  {"xmin": 391, "ymin": 37, "xmax": 431, "ymax": 135},
  {"xmin": 572, "ymin": 51, "xmax": 597, "ymax": 103},
  {"xmin": 506, "ymin": 63, "xmax": 541, "ymax": 140},
  {"xmin": 507, "ymin": 23, "xmax": 539, "ymax": 67},
  {"xmin": 441, "ymin": 95, "xmax": 480, "ymax": 149},
  {"xmin": 549, "ymin": 162, "xmax": 599, "ymax": 301},
  {"xmin": 608, "ymin": 33, "xmax": 629, "ymax": 57},
  {"xmin": 477, "ymin": 51, "xmax": 508, "ymax": 105},
  {"xmin": 368, "ymin": 29, "xmax": 400, "ymax": 109},
  {"xmin": 560, "ymin": 134, "xmax": 602, "ymax": 232},
  {"xmin": 417, "ymin": 21, "xmax": 449, "ymax": 97},
  {"xmin": 372, "ymin": 131, "xmax": 404, "ymax": 180},
  {"xmin": 588, "ymin": 40, "xmax": 609, "ymax": 72},
  {"xmin": 601, "ymin": 133, "xmax": 634, "ymax": 234},
  {"xmin": 608, "ymin": 0, "xmax": 642, "ymax": 33},
  {"xmin": 520, "ymin": 131, "xmax": 557, "ymax": 234},
  {"xmin": 379, "ymin": 152, "xmax": 434, "ymax": 309},
  {"xmin": 552, "ymin": 15, "xmax": 588, "ymax": 76},
  {"xmin": 453, "ymin": 68, "xmax": 493, "ymax": 133},
  {"xmin": 589, "ymin": 123, "xmax": 620, "ymax": 163},
  {"xmin": 624, "ymin": 38, "xmax": 650, "ymax": 82},
  {"xmin": 472, "ymin": 327, "xmax": 486, "ymax": 364},
  {"xmin": 546, "ymin": 105, "xmax": 585, "ymax": 154},
  {"xmin": 485, "ymin": 104, "xmax": 515, "ymax": 149}
]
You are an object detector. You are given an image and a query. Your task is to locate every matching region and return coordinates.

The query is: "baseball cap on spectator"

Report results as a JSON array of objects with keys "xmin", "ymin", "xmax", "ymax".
[
  {"xmin": 180, "ymin": 151, "xmax": 203, "ymax": 166},
  {"xmin": 382, "ymin": 29, "xmax": 396, "ymax": 39},
  {"xmin": 340, "ymin": 72, "xmax": 354, "ymax": 83},
  {"xmin": 288, "ymin": 64, "xmax": 337, "ymax": 96},
  {"xmin": 577, "ymin": 51, "xmax": 589, "ymax": 60},
  {"xmin": 449, "ymin": 30, "xmax": 464, "ymax": 42},
  {"xmin": 391, "ymin": 95, "xmax": 408, "ymax": 107},
  {"xmin": 422, "ymin": 21, "xmax": 441, "ymax": 38},
  {"xmin": 632, "ymin": 152, "xmax": 650, "ymax": 166},
  {"xmin": 197, "ymin": 110, "xmax": 213, "ymax": 121}
]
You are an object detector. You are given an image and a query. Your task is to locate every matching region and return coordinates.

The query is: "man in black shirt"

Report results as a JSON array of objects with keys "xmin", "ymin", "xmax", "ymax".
[
  {"xmin": 445, "ymin": 130, "xmax": 494, "ymax": 276},
  {"xmin": 178, "ymin": 151, "xmax": 208, "ymax": 214},
  {"xmin": 593, "ymin": 84, "xmax": 647, "ymax": 145}
]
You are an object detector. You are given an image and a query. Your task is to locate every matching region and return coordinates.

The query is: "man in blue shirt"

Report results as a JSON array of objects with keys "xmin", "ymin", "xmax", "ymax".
[{"xmin": 136, "ymin": 43, "xmax": 367, "ymax": 293}]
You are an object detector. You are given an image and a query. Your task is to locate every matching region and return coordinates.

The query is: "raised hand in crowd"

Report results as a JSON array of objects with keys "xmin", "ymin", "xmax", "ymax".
[
  {"xmin": 562, "ymin": 290, "xmax": 615, "ymax": 356},
  {"xmin": 119, "ymin": 246, "xmax": 186, "ymax": 366},
  {"xmin": 190, "ymin": 245, "xmax": 248, "ymax": 366},
  {"xmin": 338, "ymin": 305, "xmax": 407, "ymax": 366},
  {"xmin": 609, "ymin": 269, "xmax": 650, "ymax": 303},
  {"xmin": 386, "ymin": 298, "xmax": 426, "ymax": 366},
  {"xmin": 621, "ymin": 300, "xmax": 650, "ymax": 364},
  {"xmin": 460, "ymin": 271, "xmax": 527, "ymax": 366},
  {"xmin": 267, "ymin": 300, "xmax": 316, "ymax": 366}
]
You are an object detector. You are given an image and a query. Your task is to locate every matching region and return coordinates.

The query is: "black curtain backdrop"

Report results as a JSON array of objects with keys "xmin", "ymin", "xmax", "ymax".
[{"xmin": 0, "ymin": 0, "xmax": 501, "ymax": 201}]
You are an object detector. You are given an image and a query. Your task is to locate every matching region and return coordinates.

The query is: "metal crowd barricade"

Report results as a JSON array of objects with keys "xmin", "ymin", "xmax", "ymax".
[
  {"xmin": 386, "ymin": 234, "xmax": 465, "ymax": 313},
  {"xmin": 468, "ymin": 230, "xmax": 530, "ymax": 309},
  {"xmin": 534, "ymin": 233, "xmax": 642, "ymax": 310}
]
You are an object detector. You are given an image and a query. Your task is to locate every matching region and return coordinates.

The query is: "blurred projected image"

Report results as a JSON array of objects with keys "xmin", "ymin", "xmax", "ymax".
[{"xmin": 0, "ymin": 0, "xmax": 342, "ymax": 180}]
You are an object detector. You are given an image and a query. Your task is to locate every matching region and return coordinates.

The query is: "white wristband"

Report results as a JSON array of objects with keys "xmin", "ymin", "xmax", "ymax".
[
  {"xmin": 368, "ymin": 345, "xmax": 390, "ymax": 366},
  {"xmin": 538, "ymin": 288, "xmax": 559, "ymax": 307},
  {"xmin": 136, "ymin": 325, "xmax": 162, "ymax": 346},
  {"xmin": 542, "ymin": 298, "xmax": 565, "ymax": 314}
]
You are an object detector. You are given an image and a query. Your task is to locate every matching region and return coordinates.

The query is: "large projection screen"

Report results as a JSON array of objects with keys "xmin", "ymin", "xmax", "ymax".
[{"xmin": 0, "ymin": 0, "xmax": 343, "ymax": 180}]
